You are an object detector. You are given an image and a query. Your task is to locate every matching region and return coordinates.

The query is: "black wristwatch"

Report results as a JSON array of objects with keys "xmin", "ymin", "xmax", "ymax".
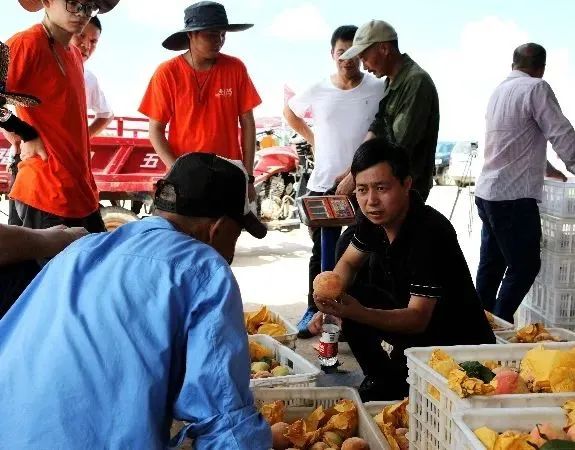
[{"xmin": 247, "ymin": 175, "xmax": 255, "ymax": 184}]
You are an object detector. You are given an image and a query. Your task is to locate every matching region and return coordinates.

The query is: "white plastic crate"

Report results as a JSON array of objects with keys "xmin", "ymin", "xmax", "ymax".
[
  {"xmin": 538, "ymin": 248, "xmax": 575, "ymax": 289},
  {"xmin": 494, "ymin": 327, "xmax": 575, "ymax": 344},
  {"xmin": 249, "ymin": 335, "xmax": 320, "ymax": 389},
  {"xmin": 252, "ymin": 387, "xmax": 390, "ymax": 449},
  {"xmin": 486, "ymin": 311, "xmax": 514, "ymax": 331},
  {"xmin": 405, "ymin": 342, "xmax": 575, "ymax": 450},
  {"xmin": 453, "ymin": 407, "xmax": 568, "ymax": 450},
  {"xmin": 541, "ymin": 213, "xmax": 575, "ymax": 254},
  {"xmin": 244, "ymin": 305, "xmax": 298, "ymax": 349},
  {"xmin": 527, "ymin": 278, "xmax": 575, "ymax": 326},
  {"xmin": 516, "ymin": 303, "xmax": 549, "ymax": 328},
  {"xmin": 540, "ymin": 177, "xmax": 575, "ymax": 218},
  {"xmin": 364, "ymin": 400, "xmax": 404, "ymax": 417}
]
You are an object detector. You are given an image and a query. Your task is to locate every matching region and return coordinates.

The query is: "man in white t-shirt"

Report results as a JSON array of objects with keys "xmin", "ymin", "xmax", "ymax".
[
  {"xmin": 284, "ymin": 25, "xmax": 383, "ymax": 337},
  {"xmin": 71, "ymin": 16, "xmax": 114, "ymax": 137}
]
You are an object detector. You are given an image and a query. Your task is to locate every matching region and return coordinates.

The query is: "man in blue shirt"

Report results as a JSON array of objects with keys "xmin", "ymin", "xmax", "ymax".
[{"xmin": 0, "ymin": 153, "xmax": 272, "ymax": 449}]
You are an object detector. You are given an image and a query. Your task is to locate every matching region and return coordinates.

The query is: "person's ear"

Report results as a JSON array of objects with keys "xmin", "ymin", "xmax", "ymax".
[
  {"xmin": 208, "ymin": 216, "xmax": 227, "ymax": 243},
  {"xmin": 379, "ymin": 42, "xmax": 388, "ymax": 56},
  {"xmin": 404, "ymin": 176, "xmax": 413, "ymax": 192}
]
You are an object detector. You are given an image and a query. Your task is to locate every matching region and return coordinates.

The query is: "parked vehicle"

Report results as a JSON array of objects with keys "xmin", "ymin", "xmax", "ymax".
[
  {"xmin": 434, "ymin": 141, "xmax": 455, "ymax": 185},
  {"xmin": 254, "ymin": 135, "xmax": 313, "ymax": 230},
  {"xmin": 0, "ymin": 116, "xmax": 162, "ymax": 230},
  {"xmin": 0, "ymin": 117, "xmax": 314, "ymax": 231},
  {"xmin": 448, "ymin": 140, "xmax": 480, "ymax": 187}
]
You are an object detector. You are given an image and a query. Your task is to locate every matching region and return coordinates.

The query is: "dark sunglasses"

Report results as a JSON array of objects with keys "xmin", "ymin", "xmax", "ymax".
[{"xmin": 65, "ymin": 0, "xmax": 100, "ymax": 17}]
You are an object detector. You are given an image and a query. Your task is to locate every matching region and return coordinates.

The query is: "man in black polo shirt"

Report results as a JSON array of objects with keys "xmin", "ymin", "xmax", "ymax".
[{"xmin": 314, "ymin": 138, "xmax": 495, "ymax": 401}]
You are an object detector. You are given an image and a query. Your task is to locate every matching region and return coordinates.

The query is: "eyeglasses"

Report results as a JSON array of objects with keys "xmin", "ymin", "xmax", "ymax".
[{"xmin": 65, "ymin": 0, "xmax": 100, "ymax": 17}]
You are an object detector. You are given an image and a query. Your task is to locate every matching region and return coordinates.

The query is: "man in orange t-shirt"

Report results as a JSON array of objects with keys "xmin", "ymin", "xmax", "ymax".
[
  {"xmin": 6, "ymin": 0, "xmax": 119, "ymax": 232},
  {"xmin": 139, "ymin": 1, "xmax": 261, "ymax": 201}
]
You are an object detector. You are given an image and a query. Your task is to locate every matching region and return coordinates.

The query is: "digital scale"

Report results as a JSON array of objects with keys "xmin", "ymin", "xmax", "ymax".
[
  {"xmin": 296, "ymin": 195, "xmax": 356, "ymax": 228},
  {"xmin": 297, "ymin": 194, "xmax": 356, "ymax": 278}
]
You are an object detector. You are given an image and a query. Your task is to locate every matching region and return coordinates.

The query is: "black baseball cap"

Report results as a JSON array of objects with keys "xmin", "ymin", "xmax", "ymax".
[{"xmin": 154, "ymin": 152, "xmax": 267, "ymax": 238}]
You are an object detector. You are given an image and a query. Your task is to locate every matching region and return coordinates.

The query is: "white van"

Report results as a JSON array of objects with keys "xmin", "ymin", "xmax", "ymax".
[{"xmin": 448, "ymin": 141, "xmax": 481, "ymax": 186}]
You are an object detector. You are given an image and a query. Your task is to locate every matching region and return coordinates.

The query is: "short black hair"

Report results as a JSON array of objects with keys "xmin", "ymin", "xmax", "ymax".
[
  {"xmin": 351, "ymin": 138, "xmax": 410, "ymax": 183},
  {"xmin": 513, "ymin": 43, "xmax": 546, "ymax": 70},
  {"xmin": 331, "ymin": 25, "xmax": 357, "ymax": 49},
  {"xmin": 90, "ymin": 16, "xmax": 102, "ymax": 32}
]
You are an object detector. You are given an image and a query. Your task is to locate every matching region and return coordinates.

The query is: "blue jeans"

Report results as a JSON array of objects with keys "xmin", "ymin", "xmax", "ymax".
[{"xmin": 475, "ymin": 197, "xmax": 541, "ymax": 323}]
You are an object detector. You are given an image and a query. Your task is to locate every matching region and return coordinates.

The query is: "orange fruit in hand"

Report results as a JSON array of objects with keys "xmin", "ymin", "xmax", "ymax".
[{"xmin": 313, "ymin": 271, "xmax": 344, "ymax": 300}]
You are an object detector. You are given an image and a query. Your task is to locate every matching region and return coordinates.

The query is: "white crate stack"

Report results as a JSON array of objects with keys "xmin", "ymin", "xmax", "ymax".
[
  {"xmin": 405, "ymin": 342, "xmax": 575, "ymax": 450},
  {"xmin": 519, "ymin": 179, "xmax": 575, "ymax": 329}
]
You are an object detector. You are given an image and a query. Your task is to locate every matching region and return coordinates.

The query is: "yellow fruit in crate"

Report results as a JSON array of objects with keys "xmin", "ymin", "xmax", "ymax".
[
  {"xmin": 251, "ymin": 361, "xmax": 270, "ymax": 373},
  {"xmin": 249, "ymin": 340, "xmax": 272, "ymax": 361},
  {"xmin": 474, "ymin": 426, "xmax": 498, "ymax": 449},
  {"xmin": 493, "ymin": 431, "xmax": 534, "ymax": 450},
  {"xmin": 252, "ymin": 370, "xmax": 273, "ymax": 379},
  {"xmin": 244, "ymin": 306, "xmax": 272, "ymax": 334},
  {"xmin": 309, "ymin": 443, "xmax": 330, "ymax": 450},
  {"xmin": 271, "ymin": 365, "xmax": 290, "ymax": 377},
  {"xmin": 322, "ymin": 431, "xmax": 344, "ymax": 448},
  {"xmin": 257, "ymin": 322, "xmax": 287, "ymax": 336},
  {"xmin": 520, "ymin": 346, "xmax": 575, "ymax": 392},
  {"xmin": 428, "ymin": 349, "xmax": 461, "ymax": 400},
  {"xmin": 395, "ymin": 431, "xmax": 409, "ymax": 450},
  {"xmin": 271, "ymin": 422, "xmax": 292, "ymax": 450},
  {"xmin": 341, "ymin": 437, "xmax": 369, "ymax": 449},
  {"xmin": 550, "ymin": 366, "xmax": 575, "ymax": 393}
]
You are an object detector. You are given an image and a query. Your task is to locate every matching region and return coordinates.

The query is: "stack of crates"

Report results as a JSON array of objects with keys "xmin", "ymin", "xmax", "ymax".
[{"xmin": 519, "ymin": 179, "xmax": 575, "ymax": 329}]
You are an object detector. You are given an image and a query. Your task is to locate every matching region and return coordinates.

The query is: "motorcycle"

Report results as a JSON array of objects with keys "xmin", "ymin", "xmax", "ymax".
[{"xmin": 253, "ymin": 133, "xmax": 314, "ymax": 229}]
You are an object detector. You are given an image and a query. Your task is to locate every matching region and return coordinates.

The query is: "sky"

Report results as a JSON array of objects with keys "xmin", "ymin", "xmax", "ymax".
[{"xmin": 2, "ymin": 0, "xmax": 575, "ymax": 143}]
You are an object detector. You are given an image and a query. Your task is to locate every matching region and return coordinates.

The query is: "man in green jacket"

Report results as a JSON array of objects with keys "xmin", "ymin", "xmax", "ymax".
[{"xmin": 337, "ymin": 20, "xmax": 439, "ymax": 202}]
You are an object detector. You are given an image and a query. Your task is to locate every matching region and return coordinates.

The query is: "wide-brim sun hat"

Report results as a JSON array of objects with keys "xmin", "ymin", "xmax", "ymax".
[
  {"xmin": 0, "ymin": 41, "xmax": 40, "ymax": 107},
  {"xmin": 18, "ymin": 0, "xmax": 120, "ymax": 14},
  {"xmin": 163, "ymin": 1, "xmax": 253, "ymax": 51}
]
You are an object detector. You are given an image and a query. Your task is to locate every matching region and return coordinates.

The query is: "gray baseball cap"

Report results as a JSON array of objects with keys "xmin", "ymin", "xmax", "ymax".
[{"xmin": 339, "ymin": 20, "xmax": 398, "ymax": 60}]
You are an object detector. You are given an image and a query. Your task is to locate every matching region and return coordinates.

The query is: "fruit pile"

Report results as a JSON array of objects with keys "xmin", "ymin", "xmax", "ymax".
[
  {"xmin": 428, "ymin": 345, "xmax": 575, "ymax": 399},
  {"xmin": 474, "ymin": 401, "xmax": 575, "ymax": 449},
  {"xmin": 245, "ymin": 305, "xmax": 287, "ymax": 337},
  {"xmin": 506, "ymin": 324, "xmax": 565, "ymax": 343},
  {"xmin": 249, "ymin": 340, "xmax": 291, "ymax": 379},
  {"xmin": 260, "ymin": 399, "xmax": 370, "ymax": 449},
  {"xmin": 372, "ymin": 398, "xmax": 409, "ymax": 450}
]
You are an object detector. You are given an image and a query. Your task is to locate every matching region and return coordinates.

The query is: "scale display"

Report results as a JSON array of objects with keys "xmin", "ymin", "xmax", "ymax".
[{"xmin": 297, "ymin": 195, "xmax": 356, "ymax": 227}]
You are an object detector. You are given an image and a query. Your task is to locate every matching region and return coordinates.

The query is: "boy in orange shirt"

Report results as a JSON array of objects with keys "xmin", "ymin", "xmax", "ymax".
[
  {"xmin": 7, "ymin": 0, "xmax": 119, "ymax": 231},
  {"xmin": 139, "ymin": 1, "xmax": 261, "ymax": 201}
]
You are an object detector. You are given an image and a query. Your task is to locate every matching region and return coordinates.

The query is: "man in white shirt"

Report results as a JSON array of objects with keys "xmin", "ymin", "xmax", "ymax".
[
  {"xmin": 284, "ymin": 25, "xmax": 383, "ymax": 337},
  {"xmin": 475, "ymin": 43, "xmax": 575, "ymax": 323},
  {"xmin": 71, "ymin": 16, "xmax": 114, "ymax": 137}
]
